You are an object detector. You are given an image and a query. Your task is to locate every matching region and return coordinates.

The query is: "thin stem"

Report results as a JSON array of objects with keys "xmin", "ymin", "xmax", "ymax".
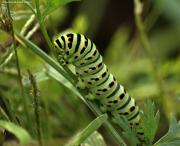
[
  {"xmin": 5, "ymin": 0, "xmax": 31, "ymax": 126},
  {"xmin": 134, "ymin": 0, "xmax": 165, "ymax": 104},
  {"xmin": 23, "ymin": 0, "xmax": 36, "ymax": 14},
  {"xmin": 86, "ymin": 100, "xmax": 127, "ymax": 146},
  {"xmin": 15, "ymin": 32, "xmax": 74, "ymax": 84},
  {"xmin": 63, "ymin": 65, "xmax": 78, "ymax": 83},
  {"xmin": 25, "ymin": 23, "xmax": 39, "ymax": 39},
  {"xmin": 0, "ymin": 68, "xmax": 17, "ymax": 76},
  {"xmin": 34, "ymin": 0, "xmax": 54, "ymax": 53},
  {"xmin": 34, "ymin": 0, "xmax": 77, "ymax": 81},
  {"xmin": 28, "ymin": 70, "xmax": 43, "ymax": 146},
  {"xmin": 0, "ymin": 14, "xmax": 38, "ymax": 68},
  {"xmin": 20, "ymin": 14, "xmax": 35, "ymax": 35}
]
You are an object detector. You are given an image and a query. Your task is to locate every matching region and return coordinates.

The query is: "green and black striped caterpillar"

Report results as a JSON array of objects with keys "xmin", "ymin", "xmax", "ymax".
[{"xmin": 53, "ymin": 32, "xmax": 144, "ymax": 140}]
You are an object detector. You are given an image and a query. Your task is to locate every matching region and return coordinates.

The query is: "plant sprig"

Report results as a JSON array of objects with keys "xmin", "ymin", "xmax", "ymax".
[{"xmin": 134, "ymin": 0, "xmax": 166, "ymax": 105}]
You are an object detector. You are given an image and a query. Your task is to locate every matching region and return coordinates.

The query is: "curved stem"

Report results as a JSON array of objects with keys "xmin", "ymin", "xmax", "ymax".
[
  {"xmin": 34, "ymin": 0, "xmax": 54, "ymax": 52},
  {"xmin": 134, "ymin": 0, "xmax": 165, "ymax": 105}
]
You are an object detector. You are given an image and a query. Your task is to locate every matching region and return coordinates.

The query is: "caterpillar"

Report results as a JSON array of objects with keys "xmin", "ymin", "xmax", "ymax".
[{"xmin": 53, "ymin": 32, "xmax": 144, "ymax": 143}]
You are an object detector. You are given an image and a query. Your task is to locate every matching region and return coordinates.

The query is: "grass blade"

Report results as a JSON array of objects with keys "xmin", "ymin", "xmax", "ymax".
[
  {"xmin": 71, "ymin": 114, "xmax": 108, "ymax": 146},
  {"xmin": 0, "ymin": 120, "xmax": 31, "ymax": 145},
  {"xmin": 28, "ymin": 70, "xmax": 43, "ymax": 146}
]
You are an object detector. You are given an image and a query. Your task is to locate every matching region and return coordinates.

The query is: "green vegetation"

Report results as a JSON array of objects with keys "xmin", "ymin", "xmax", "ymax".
[{"xmin": 0, "ymin": 0, "xmax": 179, "ymax": 145}]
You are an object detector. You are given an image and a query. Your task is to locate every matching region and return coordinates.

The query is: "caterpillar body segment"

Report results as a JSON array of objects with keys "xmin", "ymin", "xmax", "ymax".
[
  {"xmin": 76, "ymin": 55, "xmax": 103, "ymax": 76},
  {"xmin": 53, "ymin": 32, "xmax": 141, "ymax": 125}
]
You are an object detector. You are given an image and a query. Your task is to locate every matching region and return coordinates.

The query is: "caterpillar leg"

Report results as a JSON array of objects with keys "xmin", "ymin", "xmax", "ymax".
[
  {"xmin": 76, "ymin": 78, "xmax": 86, "ymax": 90},
  {"xmin": 59, "ymin": 58, "xmax": 66, "ymax": 66},
  {"xmin": 85, "ymin": 93, "xmax": 96, "ymax": 100},
  {"xmin": 100, "ymin": 104, "xmax": 107, "ymax": 112},
  {"xmin": 57, "ymin": 55, "xmax": 67, "ymax": 66}
]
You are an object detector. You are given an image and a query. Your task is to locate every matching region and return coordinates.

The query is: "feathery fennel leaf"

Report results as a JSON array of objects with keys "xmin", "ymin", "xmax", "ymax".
[
  {"xmin": 140, "ymin": 100, "xmax": 160, "ymax": 144},
  {"xmin": 154, "ymin": 116, "xmax": 180, "ymax": 146}
]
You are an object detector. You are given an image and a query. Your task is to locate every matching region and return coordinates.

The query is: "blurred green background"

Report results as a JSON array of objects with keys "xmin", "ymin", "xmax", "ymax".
[{"xmin": 0, "ymin": 0, "xmax": 179, "ymax": 145}]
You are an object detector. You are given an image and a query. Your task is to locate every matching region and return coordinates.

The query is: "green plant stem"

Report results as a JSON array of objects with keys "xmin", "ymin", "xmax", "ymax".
[
  {"xmin": 16, "ymin": 32, "xmax": 127, "ymax": 146},
  {"xmin": 15, "ymin": 32, "xmax": 75, "ymax": 84},
  {"xmin": 5, "ymin": 0, "xmax": 31, "ymax": 126},
  {"xmin": 0, "ymin": 14, "xmax": 38, "ymax": 68},
  {"xmin": 34, "ymin": 0, "xmax": 77, "ymax": 81},
  {"xmin": 0, "ymin": 104, "xmax": 10, "ymax": 121},
  {"xmin": 134, "ymin": 0, "xmax": 165, "ymax": 104},
  {"xmin": 34, "ymin": 0, "xmax": 74, "ymax": 79},
  {"xmin": 28, "ymin": 70, "xmax": 43, "ymax": 146},
  {"xmin": 0, "ymin": 93, "xmax": 16, "ymax": 123},
  {"xmin": 144, "ymin": 0, "xmax": 164, "ymax": 32},
  {"xmin": 20, "ymin": 14, "xmax": 35, "ymax": 35},
  {"xmin": 22, "ymin": 0, "xmax": 36, "ymax": 14},
  {"xmin": 34, "ymin": 0, "xmax": 54, "ymax": 52},
  {"xmin": 86, "ymin": 100, "xmax": 127, "ymax": 146}
]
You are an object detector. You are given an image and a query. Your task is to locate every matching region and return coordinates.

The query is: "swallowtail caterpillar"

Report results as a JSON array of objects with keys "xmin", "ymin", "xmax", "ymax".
[{"xmin": 53, "ymin": 32, "xmax": 144, "ymax": 144}]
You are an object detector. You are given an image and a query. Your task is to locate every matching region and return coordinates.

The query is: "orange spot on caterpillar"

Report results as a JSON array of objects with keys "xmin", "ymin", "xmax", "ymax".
[{"xmin": 115, "ymin": 96, "xmax": 120, "ymax": 100}]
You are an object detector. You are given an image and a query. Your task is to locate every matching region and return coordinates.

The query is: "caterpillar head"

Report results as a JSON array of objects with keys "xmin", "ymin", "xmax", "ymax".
[
  {"xmin": 53, "ymin": 35, "xmax": 66, "ymax": 55},
  {"xmin": 53, "ymin": 32, "xmax": 74, "ymax": 55}
]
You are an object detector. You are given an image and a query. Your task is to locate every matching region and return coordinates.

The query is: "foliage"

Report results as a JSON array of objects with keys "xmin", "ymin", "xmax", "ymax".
[
  {"xmin": 140, "ymin": 100, "xmax": 160, "ymax": 145},
  {"xmin": 153, "ymin": 117, "xmax": 180, "ymax": 146},
  {"xmin": 0, "ymin": 0, "xmax": 179, "ymax": 146},
  {"xmin": 43, "ymin": 0, "xmax": 80, "ymax": 17},
  {"xmin": 0, "ymin": 120, "xmax": 31, "ymax": 145},
  {"xmin": 112, "ymin": 114, "xmax": 139, "ymax": 146},
  {"xmin": 80, "ymin": 131, "xmax": 107, "ymax": 146},
  {"xmin": 66, "ymin": 114, "xmax": 107, "ymax": 146}
]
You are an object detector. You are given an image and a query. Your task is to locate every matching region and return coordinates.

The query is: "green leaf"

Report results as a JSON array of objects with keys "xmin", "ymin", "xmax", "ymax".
[
  {"xmin": 43, "ymin": 0, "xmax": 80, "ymax": 17},
  {"xmin": 141, "ymin": 100, "xmax": 160, "ymax": 145},
  {"xmin": 112, "ymin": 113, "xmax": 139, "ymax": 146},
  {"xmin": 0, "ymin": 107, "xmax": 10, "ymax": 121},
  {"xmin": 45, "ymin": 65, "xmax": 82, "ymax": 98},
  {"xmin": 81, "ymin": 131, "xmax": 107, "ymax": 146},
  {"xmin": 0, "ymin": 120, "xmax": 31, "ymax": 145},
  {"xmin": 67, "ymin": 131, "xmax": 107, "ymax": 146},
  {"xmin": 66, "ymin": 114, "xmax": 108, "ymax": 146},
  {"xmin": 154, "ymin": 116, "xmax": 180, "ymax": 146}
]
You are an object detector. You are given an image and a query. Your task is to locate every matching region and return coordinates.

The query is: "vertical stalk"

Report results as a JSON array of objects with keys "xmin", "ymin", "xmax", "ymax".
[
  {"xmin": 34, "ymin": 0, "xmax": 54, "ymax": 52},
  {"xmin": 5, "ymin": 0, "xmax": 31, "ymax": 127},
  {"xmin": 86, "ymin": 100, "xmax": 127, "ymax": 146},
  {"xmin": 28, "ymin": 70, "xmax": 43, "ymax": 146},
  {"xmin": 34, "ymin": 0, "xmax": 78, "ymax": 82},
  {"xmin": 134, "ymin": 0, "xmax": 165, "ymax": 104}
]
